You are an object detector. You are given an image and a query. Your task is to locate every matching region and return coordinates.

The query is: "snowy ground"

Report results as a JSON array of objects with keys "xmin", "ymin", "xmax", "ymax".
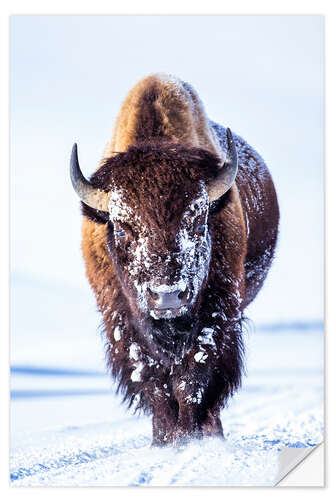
[{"xmin": 10, "ymin": 277, "xmax": 323, "ymax": 487}]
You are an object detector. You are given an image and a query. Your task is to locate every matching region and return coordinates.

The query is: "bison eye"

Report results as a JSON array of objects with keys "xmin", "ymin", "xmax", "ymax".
[
  {"xmin": 196, "ymin": 224, "xmax": 206, "ymax": 234},
  {"xmin": 113, "ymin": 223, "xmax": 134, "ymax": 247},
  {"xmin": 116, "ymin": 230, "xmax": 126, "ymax": 238}
]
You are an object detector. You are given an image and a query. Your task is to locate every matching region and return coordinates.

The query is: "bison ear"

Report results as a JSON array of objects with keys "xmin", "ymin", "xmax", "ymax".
[
  {"xmin": 206, "ymin": 128, "xmax": 238, "ymax": 203},
  {"xmin": 81, "ymin": 201, "xmax": 109, "ymax": 224}
]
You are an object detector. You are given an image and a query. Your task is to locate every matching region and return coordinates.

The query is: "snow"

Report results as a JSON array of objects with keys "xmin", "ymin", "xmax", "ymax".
[
  {"xmin": 194, "ymin": 351, "xmax": 208, "ymax": 363},
  {"xmin": 178, "ymin": 381, "xmax": 186, "ymax": 391},
  {"xmin": 108, "ymin": 186, "xmax": 133, "ymax": 223},
  {"xmin": 149, "ymin": 281, "xmax": 187, "ymax": 294},
  {"xmin": 130, "ymin": 362, "xmax": 144, "ymax": 382},
  {"xmin": 113, "ymin": 326, "xmax": 121, "ymax": 342},
  {"xmin": 198, "ymin": 327, "xmax": 217, "ymax": 350},
  {"xmin": 129, "ymin": 343, "xmax": 140, "ymax": 361},
  {"xmin": 175, "ymin": 185, "xmax": 211, "ymax": 305},
  {"xmin": 10, "ymin": 318, "xmax": 323, "ymax": 486}
]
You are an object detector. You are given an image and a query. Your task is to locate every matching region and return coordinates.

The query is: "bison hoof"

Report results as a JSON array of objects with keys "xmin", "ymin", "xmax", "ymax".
[
  {"xmin": 171, "ymin": 427, "xmax": 203, "ymax": 446},
  {"xmin": 151, "ymin": 429, "xmax": 202, "ymax": 447}
]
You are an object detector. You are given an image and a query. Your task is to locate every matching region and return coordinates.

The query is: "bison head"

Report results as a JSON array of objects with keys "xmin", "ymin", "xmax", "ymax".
[{"xmin": 70, "ymin": 131, "xmax": 237, "ymax": 350}]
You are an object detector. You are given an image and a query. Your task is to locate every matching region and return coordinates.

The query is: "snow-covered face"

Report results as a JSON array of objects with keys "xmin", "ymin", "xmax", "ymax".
[{"xmin": 107, "ymin": 182, "xmax": 212, "ymax": 321}]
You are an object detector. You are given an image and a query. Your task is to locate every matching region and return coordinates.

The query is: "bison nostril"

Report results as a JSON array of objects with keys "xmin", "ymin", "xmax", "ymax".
[
  {"xmin": 148, "ymin": 288, "xmax": 159, "ymax": 301},
  {"xmin": 178, "ymin": 287, "xmax": 190, "ymax": 305}
]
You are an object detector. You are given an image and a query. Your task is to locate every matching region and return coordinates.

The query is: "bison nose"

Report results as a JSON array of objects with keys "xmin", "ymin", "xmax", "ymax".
[{"xmin": 148, "ymin": 285, "xmax": 189, "ymax": 310}]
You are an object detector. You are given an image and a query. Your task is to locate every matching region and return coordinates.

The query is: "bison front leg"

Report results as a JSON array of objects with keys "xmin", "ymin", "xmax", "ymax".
[
  {"xmin": 152, "ymin": 405, "xmax": 178, "ymax": 446},
  {"xmin": 201, "ymin": 404, "xmax": 224, "ymax": 438},
  {"xmin": 148, "ymin": 386, "xmax": 178, "ymax": 446},
  {"xmin": 173, "ymin": 403, "xmax": 203, "ymax": 443},
  {"xmin": 172, "ymin": 376, "xmax": 223, "ymax": 444}
]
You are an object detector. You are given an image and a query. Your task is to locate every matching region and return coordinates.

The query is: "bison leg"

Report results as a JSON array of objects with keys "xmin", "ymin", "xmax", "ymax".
[
  {"xmin": 201, "ymin": 405, "xmax": 224, "ymax": 438},
  {"xmin": 152, "ymin": 406, "xmax": 178, "ymax": 446},
  {"xmin": 172, "ymin": 403, "xmax": 203, "ymax": 443},
  {"xmin": 172, "ymin": 379, "xmax": 223, "ymax": 444},
  {"xmin": 170, "ymin": 379, "xmax": 206, "ymax": 443},
  {"xmin": 172, "ymin": 402, "xmax": 223, "ymax": 444},
  {"xmin": 149, "ymin": 386, "xmax": 178, "ymax": 446}
]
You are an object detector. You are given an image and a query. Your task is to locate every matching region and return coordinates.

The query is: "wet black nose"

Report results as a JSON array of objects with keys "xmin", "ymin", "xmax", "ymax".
[{"xmin": 148, "ymin": 286, "xmax": 189, "ymax": 310}]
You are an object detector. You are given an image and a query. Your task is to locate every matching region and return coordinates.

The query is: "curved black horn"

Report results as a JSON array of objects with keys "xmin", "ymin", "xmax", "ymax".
[
  {"xmin": 70, "ymin": 143, "xmax": 110, "ymax": 212},
  {"xmin": 207, "ymin": 128, "xmax": 238, "ymax": 202}
]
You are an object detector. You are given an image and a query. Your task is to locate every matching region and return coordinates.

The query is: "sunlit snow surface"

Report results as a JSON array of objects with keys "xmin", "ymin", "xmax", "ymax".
[{"xmin": 10, "ymin": 277, "xmax": 323, "ymax": 487}]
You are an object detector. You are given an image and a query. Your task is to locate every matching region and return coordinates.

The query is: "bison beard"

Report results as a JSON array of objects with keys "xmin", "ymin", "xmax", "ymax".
[
  {"xmin": 148, "ymin": 314, "xmax": 196, "ymax": 358},
  {"xmin": 74, "ymin": 74, "xmax": 279, "ymax": 446}
]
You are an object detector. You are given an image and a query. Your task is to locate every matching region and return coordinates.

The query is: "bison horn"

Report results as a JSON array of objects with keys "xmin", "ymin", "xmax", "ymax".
[
  {"xmin": 70, "ymin": 143, "xmax": 110, "ymax": 212},
  {"xmin": 207, "ymin": 128, "xmax": 238, "ymax": 203}
]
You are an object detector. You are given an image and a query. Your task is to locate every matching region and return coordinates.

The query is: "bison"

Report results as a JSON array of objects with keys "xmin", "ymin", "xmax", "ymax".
[{"xmin": 70, "ymin": 74, "xmax": 279, "ymax": 445}]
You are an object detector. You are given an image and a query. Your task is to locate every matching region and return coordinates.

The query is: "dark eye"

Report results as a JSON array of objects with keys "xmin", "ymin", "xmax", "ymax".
[
  {"xmin": 116, "ymin": 230, "xmax": 126, "ymax": 238},
  {"xmin": 113, "ymin": 222, "xmax": 134, "ymax": 247},
  {"xmin": 196, "ymin": 224, "xmax": 206, "ymax": 234}
]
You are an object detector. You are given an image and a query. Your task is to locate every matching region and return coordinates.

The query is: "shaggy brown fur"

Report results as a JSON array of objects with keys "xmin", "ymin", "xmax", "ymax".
[
  {"xmin": 102, "ymin": 74, "xmax": 223, "ymax": 159},
  {"xmin": 79, "ymin": 74, "xmax": 279, "ymax": 445}
]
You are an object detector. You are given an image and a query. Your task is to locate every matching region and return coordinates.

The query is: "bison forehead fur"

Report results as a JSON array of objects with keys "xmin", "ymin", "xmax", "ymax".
[{"xmin": 77, "ymin": 73, "xmax": 279, "ymax": 446}]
